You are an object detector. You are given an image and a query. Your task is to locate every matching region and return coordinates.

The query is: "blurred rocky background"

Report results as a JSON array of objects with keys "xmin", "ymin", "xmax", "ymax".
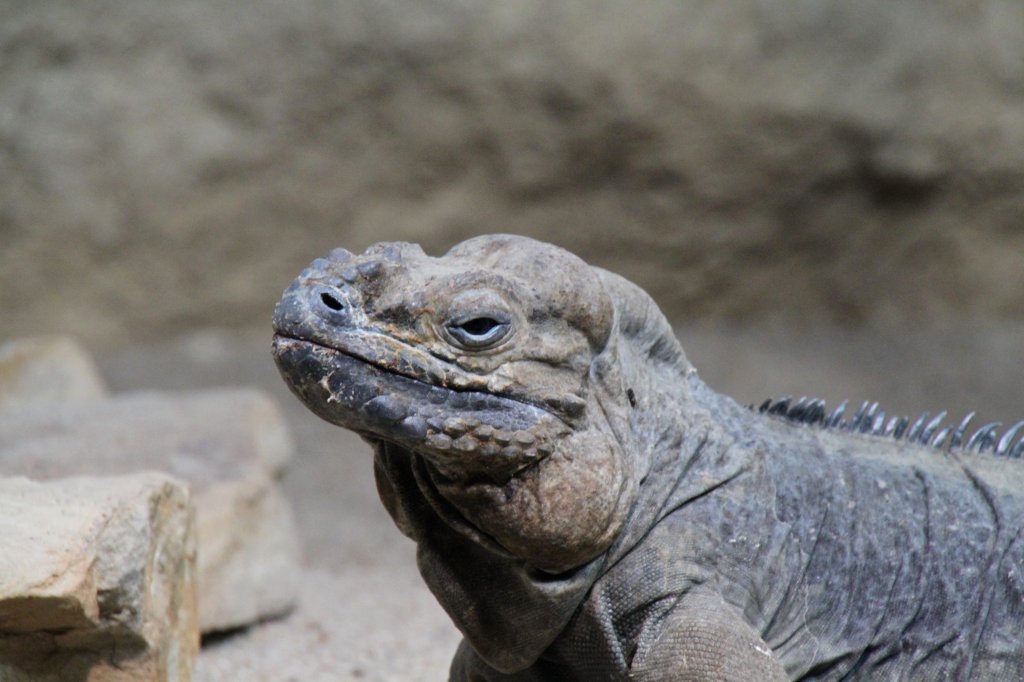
[
  {"xmin": 3, "ymin": 0, "xmax": 1023, "ymax": 342},
  {"xmin": 1, "ymin": 1, "xmax": 1021, "ymax": 680}
]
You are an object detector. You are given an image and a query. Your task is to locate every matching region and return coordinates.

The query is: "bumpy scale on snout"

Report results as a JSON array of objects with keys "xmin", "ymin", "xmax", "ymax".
[{"xmin": 272, "ymin": 235, "xmax": 636, "ymax": 572}]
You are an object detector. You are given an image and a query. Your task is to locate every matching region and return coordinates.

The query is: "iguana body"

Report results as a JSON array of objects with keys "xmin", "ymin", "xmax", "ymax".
[{"xmin": 271, "ymin": 235, "xmax": 1024, "ymax": 681}]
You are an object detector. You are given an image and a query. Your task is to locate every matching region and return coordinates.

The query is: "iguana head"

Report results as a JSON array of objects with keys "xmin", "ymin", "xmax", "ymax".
[{"xmin": 272, "ymin": 234, "xmax": 656, "ymax": 572}]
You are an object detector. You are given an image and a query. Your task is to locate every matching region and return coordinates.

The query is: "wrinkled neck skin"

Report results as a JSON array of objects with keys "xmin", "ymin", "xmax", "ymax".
[
  {"xmin": 378, "ymin": 270, "xmax": 732, "ymax": 673},
  {"xmin": 577, "ymin": 271, "xmax": 738, "ymax": 571}
]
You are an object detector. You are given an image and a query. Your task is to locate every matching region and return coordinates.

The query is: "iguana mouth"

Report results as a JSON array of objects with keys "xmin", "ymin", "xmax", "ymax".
[{"xmin": 272, "ymin": 334, "xmax": 571, "ymax": 478}]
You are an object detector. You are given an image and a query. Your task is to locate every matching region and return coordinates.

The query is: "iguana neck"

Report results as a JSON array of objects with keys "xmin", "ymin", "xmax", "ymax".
[
  {"xmin": 600, "ymin": 372, "xmax": 759, "ymax": 567},
  {"xmin": 372, "ymin": 439, "xmax": 606, "ymax": 673},
  {"xmin": 381, "ymin": 373, "xmax": 737, "ymax": 675}
]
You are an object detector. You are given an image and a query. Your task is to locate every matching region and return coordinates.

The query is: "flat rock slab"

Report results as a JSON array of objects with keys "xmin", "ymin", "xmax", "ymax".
[
  {"xmin": 0, "ymin": 473, "xmax": 198, "ymax": 682},
  {"xmin": 0, "ymin": 336, "xmax": 108, "ymax": 411},
  {"xmin": 0, "ymin": 388, "xmax": 300, "ymax": 632}
]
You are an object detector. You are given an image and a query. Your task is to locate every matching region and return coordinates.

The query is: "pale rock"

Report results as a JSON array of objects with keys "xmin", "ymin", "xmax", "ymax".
[
  {"xmin": 0, "ymin": 388, "xmax": 300, "ymax": 632},
  {"xmin": 0, "ymin": 336, "xmax": 108, "ymax": 411},
  {"xmin": 0, "ymin": 473, "xmax": 198, "ymax": 682}
]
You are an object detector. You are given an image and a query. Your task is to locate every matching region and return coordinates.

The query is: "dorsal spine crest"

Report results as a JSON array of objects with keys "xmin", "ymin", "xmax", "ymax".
[{"xmin": 754, "ymin": 396, "xmax": 1024, "ymax": 457}]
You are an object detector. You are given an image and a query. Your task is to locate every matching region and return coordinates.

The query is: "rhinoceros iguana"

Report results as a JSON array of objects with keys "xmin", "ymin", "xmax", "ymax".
[{"xmin": 271, "ymin": 234, "xmax": 1024, "ymax": 681}]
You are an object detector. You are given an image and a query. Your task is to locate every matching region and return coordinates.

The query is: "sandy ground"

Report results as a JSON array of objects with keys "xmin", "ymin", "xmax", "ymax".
[{"xmin": 95, "ymin": 323, "xmax": 1023, "ymax": 681}]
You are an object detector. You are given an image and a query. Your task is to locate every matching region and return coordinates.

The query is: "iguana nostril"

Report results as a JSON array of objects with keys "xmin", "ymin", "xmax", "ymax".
[{"xmin": 320, "ymin": 292, "xmax": 344, "ymax": 311}]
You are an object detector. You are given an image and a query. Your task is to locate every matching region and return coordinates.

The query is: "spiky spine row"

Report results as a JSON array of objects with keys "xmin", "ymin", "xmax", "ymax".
[{"xmin": 753, "ymin": 396, "xmax": 1024, "ymax": 458}]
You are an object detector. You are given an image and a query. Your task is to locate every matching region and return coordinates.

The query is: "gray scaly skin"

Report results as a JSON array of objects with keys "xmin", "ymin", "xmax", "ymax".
[{"xmin": 271, "ymin": 235, "xmax": 1024, "ymax": 681}]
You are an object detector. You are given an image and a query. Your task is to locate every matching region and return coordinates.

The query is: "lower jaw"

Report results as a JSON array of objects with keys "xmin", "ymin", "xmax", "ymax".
[{"xmin": 272, "ymin": 335, "xmax": 558, "ymax": 476}]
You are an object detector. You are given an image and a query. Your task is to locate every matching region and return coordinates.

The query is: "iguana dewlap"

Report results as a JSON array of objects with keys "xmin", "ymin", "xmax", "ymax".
[{"xmin": 272, "ymin": 235, "xmax": 1024, "ymax": 681}]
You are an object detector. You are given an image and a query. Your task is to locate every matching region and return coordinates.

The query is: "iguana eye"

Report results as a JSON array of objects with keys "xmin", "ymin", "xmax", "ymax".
[{"xmin": 445, "ymin": 314, "xmax": 511, "ymax": 350}]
